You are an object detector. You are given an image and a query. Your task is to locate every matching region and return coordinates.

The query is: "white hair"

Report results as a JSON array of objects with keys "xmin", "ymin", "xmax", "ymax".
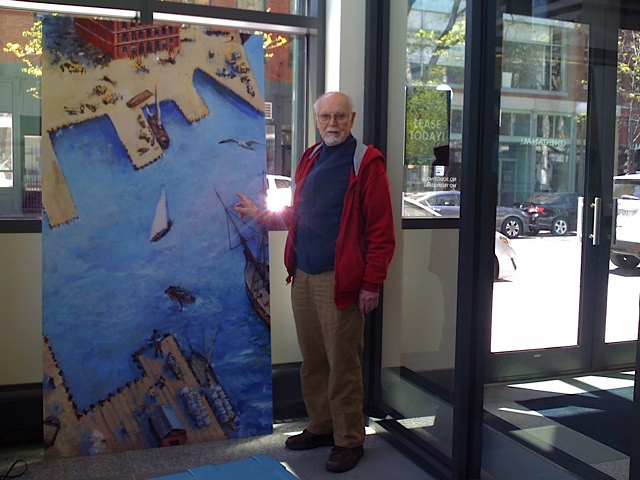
[{"xmin": 313, "ymin": 91, "xmax": 355, "ymax": 113}]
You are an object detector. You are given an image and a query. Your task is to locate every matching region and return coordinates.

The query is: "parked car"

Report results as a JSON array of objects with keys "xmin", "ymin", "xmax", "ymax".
[
  {"xmin": 402, "ymin": 195, "xmax": 442, "ymax": 217},
  {"xmin": 611, "ymin": 173, "xmax": 640, "ymax": 269},
  {"xmin": 407, "ymin": 190, "xmax": 530, "ymax": 239},
  {"xmin": 265, "ymin": 174, "xmax": 292, "ymax": 212},
  {"xmin": 494, "ymin": 231, "xmax": 518, "ymax": 280},
  {"xmin": 513, "ymin": 192, "xmax": 581, "ymax": 236},
  {"xmin": 402, "ymin": 195, "xmax": 517, "ymax": 280}
]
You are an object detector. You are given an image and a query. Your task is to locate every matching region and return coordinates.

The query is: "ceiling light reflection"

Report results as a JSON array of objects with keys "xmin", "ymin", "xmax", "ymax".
[{"xmin": 0, "ymin": 0, "xmax": 136, "ymax": 19}]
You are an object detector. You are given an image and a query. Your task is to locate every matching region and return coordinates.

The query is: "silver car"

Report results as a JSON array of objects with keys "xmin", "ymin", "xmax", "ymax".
[
  {"xmin": 611, "ymin": 173, "xmax": 640, "ymax": 269},
  {"xmin": 402, "ymin": 195, "xmax": 517, "ymax": 280},
  {"xmin": 407, "ymin": 190, "xmax": 530, "ymax": 239}
]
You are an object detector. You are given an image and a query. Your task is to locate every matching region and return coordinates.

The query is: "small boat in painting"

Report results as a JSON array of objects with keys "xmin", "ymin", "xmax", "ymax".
[
  {"xmin": 165, "ymin": 285, "xmax": 196, "ymax": 309},
  {"xmin": 126, "ymin": 89, "xmax": 153, "ymax": 108}
]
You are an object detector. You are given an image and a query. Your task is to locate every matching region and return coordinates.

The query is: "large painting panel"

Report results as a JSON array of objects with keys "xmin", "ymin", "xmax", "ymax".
[{"xmin": 41, "ymin": 16, "xmax": 272, "ymax": 457}]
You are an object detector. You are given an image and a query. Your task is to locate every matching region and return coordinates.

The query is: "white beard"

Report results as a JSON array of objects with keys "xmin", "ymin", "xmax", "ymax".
[{"xmin": 322, "ymin": 131, "xmax": 344, "ymax": 146}]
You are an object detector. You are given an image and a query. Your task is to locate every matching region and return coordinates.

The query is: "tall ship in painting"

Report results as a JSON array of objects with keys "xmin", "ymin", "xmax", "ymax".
[
  {"xmin": 241, "ymin": 229, "xmax": 270, "ymax": 326},
  {"xmin": 215, "ymin": 189, "xmax": 270, "ymax": 326},
  {"xmin": 146, "ymin": 87, "xmax": 170, "ymax": 150}
]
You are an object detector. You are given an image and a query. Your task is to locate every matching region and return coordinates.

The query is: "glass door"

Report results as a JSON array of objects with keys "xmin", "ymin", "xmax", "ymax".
[
  {"xmin": 597, "ymin": 25, "xmax": 640, "ymax": 370},
  {"xmin": 488, "ymin": 2, "xmax": 639, "ymax": 381},
  {"xmin": 482, "ymin": 3, "xmax": 640, "ymax": 478},
  {"xmin": 489, "ymin": 11, "xmax": 593, "ymax": 380}
]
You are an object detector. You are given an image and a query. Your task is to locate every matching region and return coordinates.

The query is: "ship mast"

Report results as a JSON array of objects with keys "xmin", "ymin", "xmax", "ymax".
[
  {"xmin": 214, "ymin": 188, "xmax": 268, "ymax": 283},
  {"xmin": 155, "ymin": 85, "xmax": 162, "ymax": 126}
]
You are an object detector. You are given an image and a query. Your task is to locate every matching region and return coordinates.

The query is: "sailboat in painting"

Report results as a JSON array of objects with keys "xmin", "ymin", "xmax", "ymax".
[{"xmin": 150, "ymin": 187, "xmax": 172, "ymax": 242}]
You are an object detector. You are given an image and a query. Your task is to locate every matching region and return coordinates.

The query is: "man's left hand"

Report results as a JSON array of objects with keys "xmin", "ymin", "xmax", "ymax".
[{"xmin": 359, "ymin": 290, "xmax": 379, "ymax": 314}]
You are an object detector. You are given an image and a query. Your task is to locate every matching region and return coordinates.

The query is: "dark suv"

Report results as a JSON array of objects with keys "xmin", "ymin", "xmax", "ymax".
[{"xmin": 514, "ymin": 192, "xmax": 581, "ymax": 236}]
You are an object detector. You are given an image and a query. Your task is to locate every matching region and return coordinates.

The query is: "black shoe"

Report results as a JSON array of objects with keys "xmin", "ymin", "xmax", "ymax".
[
  {"xmin": 285, "ymin": 429, "xmax": 334, "ymax": 450},
  {"xmin": 325, "ymin": 445, "xmax": 364, "ymax": 473}
]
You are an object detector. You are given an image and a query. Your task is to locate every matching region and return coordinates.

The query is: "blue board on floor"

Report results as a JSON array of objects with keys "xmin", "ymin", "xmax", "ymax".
[{"xmin": 150, "ymin": 454, "xmax": 298, "ymax": 480}]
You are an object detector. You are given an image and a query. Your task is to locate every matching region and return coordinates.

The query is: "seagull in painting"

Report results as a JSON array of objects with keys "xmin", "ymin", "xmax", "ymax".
[{"xmin": 218, "ymin": 138, "xmax": 265, "ymax": 150}]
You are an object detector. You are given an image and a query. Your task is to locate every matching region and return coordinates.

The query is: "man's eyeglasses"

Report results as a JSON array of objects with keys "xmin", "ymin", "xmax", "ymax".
[{"xmin": 316, "ymin": 112, "xmax": 351, "ymax": 124}]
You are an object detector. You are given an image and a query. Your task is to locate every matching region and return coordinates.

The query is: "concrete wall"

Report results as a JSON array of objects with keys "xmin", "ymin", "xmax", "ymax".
[{"xmin": 0, "ymin": 233, "xmax": 42, "ymax": 384}]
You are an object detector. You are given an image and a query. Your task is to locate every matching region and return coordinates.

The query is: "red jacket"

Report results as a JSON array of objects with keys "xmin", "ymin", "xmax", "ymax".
[{"xmin": 260, "ymin": 140, "xmax": 395, "ymax": 309}]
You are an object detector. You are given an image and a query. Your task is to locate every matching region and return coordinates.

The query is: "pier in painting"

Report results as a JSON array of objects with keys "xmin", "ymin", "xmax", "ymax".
[{"xmin": 43, "ymin": 333, "xmax": 235, "ymax": 457}]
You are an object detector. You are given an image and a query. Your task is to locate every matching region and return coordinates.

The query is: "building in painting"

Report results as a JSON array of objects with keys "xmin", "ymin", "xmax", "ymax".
[
  {"xmin": 149, "ymin": 405, "xmax": 187, "ymax": 447},
  {"xmin": 74, "ymin": 19, "xmax": 180, "ymax": 60}
]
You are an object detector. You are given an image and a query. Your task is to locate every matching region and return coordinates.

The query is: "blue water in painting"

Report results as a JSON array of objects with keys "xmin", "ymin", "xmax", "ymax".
[{"xmin": 42, "ymin": 34, "xmax": 273, "ymax": 439}]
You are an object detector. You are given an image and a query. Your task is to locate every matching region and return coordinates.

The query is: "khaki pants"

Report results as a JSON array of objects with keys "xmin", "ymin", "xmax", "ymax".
[{"xmin": 291, "ymin": 269, "xmax": 365, "ymax": 448}]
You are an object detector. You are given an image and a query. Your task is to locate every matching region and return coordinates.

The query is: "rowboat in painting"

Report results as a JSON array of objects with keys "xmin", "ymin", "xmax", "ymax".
[
  {"xmin": 165, "ymin": 285, "xmax": 196, "ymax": 309},
  {"xmin": 126, "ymin": 89, "xmax": 153, "ymax": 108}
]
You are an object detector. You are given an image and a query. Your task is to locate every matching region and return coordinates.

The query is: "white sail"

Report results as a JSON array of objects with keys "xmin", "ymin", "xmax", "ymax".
[{"xmin": 150, "ymin": 187, "xmax": 172, "ymax": 242}]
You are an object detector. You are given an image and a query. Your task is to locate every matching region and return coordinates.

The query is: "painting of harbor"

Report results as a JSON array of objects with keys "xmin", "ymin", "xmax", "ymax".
[{"xmin": 41, "ymin": 16, "xmax": 272, "ymax": 458}]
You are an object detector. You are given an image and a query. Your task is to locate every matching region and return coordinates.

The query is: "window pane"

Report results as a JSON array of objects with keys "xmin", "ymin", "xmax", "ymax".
[
  {"xmin": 264, "ymin": 32, "xmax": 304, "ymax": 179},
  {"xmin": 500, "ymin": 112, "xmax": 512, "ymax": 136},
  {"xmin": 498, "ymin": 15, "xmax": 587, "ymax": 211},
  {"xmin": 389, "ymin": 2, "xmax": 467, "ymax": 463},
  {"xmin": 403, "ymin": 0, "xmax": 465, "ymax": 220},
  {"xmin": 503, "ymin": 16, "xmax": 574, "ymax": 93},
  {"xmin": 0, "ymin": 113, "xmax": 12, "ymax": 189},
  {"xmin": 0, "ymin": 9, "xmax": 41, "ymax": 218},
  {"xmin": 512, "ymin": 113, "xmax": 531, "ymax": 136},
  {"xmin": 504, "ymin": 41, "xmax": 548, "ymax": 90},
  {"xmin": 22, "ymin": 135, "xmax": 41, "ymax": 216}
]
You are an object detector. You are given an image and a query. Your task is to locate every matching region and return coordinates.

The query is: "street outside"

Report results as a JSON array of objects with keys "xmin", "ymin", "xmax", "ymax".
[{"xmin": 491, "ymin": 233, "xmax": 640, "ymax": 352}]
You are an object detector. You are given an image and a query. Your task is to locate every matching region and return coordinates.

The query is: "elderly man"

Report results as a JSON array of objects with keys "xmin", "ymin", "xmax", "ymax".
[{"xmin": 235, "ymin": 91, "xmax": 395, "ymax": 473}]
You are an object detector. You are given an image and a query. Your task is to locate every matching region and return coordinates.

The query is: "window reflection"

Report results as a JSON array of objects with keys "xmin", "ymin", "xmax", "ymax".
[
  {"xmin": 503, "ymin": 17, "xmax": 568, "ymax": 92},
  {"xmin": 403, "ymin": 9, "xmax": 588, "ymax": 221},
  {"xmin": 0, "ymin": 113, "xmax": 13, "ymax": 189},
  {"xmin": 0, "ymin": 9, "xmax": 41, "ymax": 219},
  {"xmin": 403, "ymin": 2, "xmax": 464, "ymax": 219}
]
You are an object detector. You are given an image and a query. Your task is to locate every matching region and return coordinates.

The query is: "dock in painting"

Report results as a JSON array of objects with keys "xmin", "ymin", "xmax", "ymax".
[{"xmin": 43, "ymin": 333, "xmax": 234, "ymax": 457}]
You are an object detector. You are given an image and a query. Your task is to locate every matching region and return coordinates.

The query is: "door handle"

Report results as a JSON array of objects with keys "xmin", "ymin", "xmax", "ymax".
[
  {"xmin": 613, "ymin": 198, "xmax": 618, "ymax": 244},
  {"xmin": 590, "ymin": 197, "xmax": 601, "ymax": 245}
]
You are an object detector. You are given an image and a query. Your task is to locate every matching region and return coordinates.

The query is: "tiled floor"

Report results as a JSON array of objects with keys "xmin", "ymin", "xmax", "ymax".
[
  {"xmin": 3, "ymin": 374, "xmax": 633, "ymax": 480},
  {"xmin": 0, "ymin": 420, "xmax": 436, "ymax": 480},
  {"xmin": 483, "ymin": 373, "xmax": 633, "ymax": 480}
]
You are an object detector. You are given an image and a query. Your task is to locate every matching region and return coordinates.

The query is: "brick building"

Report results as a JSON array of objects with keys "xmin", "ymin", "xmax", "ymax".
[{"xmin": 74, "ymin": 19, "xmax": 180, "ymax": 60}]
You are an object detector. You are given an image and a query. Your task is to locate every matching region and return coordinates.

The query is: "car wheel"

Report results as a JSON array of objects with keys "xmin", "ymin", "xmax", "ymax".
[
  {"xmin": 501, "ymin": 217, "xmax": 523, "ymax": 239},
  {"xmin": 611, "ymin": 254, "xmax": 640, "ymax": 269},
  {"xmin": 552, "ymin": 217, "xmax": 569, "ymax": 236}
]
